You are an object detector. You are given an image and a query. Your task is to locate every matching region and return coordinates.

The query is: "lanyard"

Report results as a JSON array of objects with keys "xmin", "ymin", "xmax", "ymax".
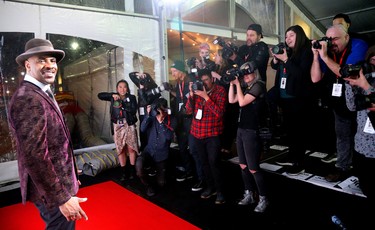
[
  {"xmin": 179, "ymin": 81, "xmax": 184, "ymax": 99},
  {"xmin": 333, "ymin": 47, "xmax": 348, "ymax": 79}
]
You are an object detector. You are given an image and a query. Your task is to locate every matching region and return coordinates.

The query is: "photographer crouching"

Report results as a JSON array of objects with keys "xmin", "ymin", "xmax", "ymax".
[
  {"xmin": 135, "ymin": 98, "xmax": 177, "ymax": 197},
  {"xmin": 343, "ymin": 50, "xmax": 375, "ymax": 217},
  {"xmin": 129, "ymin": 71, "xmax": 171, "ymax": 151}
]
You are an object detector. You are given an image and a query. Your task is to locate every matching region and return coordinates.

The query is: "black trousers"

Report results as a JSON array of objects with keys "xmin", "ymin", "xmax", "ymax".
[{"xmin": 35, "ymin": 202, "xmax": 75, "ymax": 230}]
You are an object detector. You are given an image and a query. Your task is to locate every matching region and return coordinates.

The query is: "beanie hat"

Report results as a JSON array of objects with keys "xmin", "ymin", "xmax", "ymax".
[{"xmin": 171, "ymin": 60, "xmax": 186, "ymax": 72}]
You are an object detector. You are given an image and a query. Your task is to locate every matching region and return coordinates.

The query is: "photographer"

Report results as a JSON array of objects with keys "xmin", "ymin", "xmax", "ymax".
[
  {"xmin": 228, "ymin": 61, "xmax": 269, "ymax": 213},
  {"xmin": 271, "ymin": 25, "xmax": 314, "ymax": 175},
  {"xmin": 170, "ymin": 60, "xmax": 197, "ymax": 186},
  {"xmin": 231, "ymin": 24, "xmax": 269, "ymax": 84},
  {"xmin": 213, "ymin": 49, "xmax": 240, "ymax": 157},
  {"xmin": 185, "ymin": 68, "xmax": 227, "ymax": 204},
  {"xmin": 311, "ymin": 24, "xmax": 368, "ymax": 182},
  {"xmin": 344, "ymin": 61, "xmax": 375, "ymax": 213},
  {"xmin": 192, "ymin": 43, "xmax": 217, "ymax": 72},
  {"xmin": 135, "ymin": 98, "xmax": 177, "ymax": 197},
  {"xmin": 129, "ymin": 71, "xmax": 170, "ymax": 151},
  {"xmin": 98, "ymin": 80, "xmax": 139, "ymax": 181}
]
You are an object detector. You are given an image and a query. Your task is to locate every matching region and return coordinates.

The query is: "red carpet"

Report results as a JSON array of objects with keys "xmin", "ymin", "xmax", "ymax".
[{"xmin": 0, "ymin": 181, "xmax": 200, "ymax": 230}]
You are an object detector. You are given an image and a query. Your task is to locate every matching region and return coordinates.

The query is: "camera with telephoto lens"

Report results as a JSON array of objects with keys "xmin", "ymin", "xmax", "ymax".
[
  {"xmin": 312, "ymin": 37, "xmax": 332, "ymax": 49},
  {"xmin": 271, "ymin": 42, "xmax": 286, "ymax": 54},
  {"xmin": 146, "ymin": 82, "xmax": 171, "ymax": 97},
  {"xmin": 339, "ymin": 62, "xmax": 374, "ymax": 79},
  {"xmin": 223, "ymin": 61, "xmax": 257, "ymax": 84},
  {"xmin": 213, "ymin": 37, "xmax": 239, "ymax": 60}
]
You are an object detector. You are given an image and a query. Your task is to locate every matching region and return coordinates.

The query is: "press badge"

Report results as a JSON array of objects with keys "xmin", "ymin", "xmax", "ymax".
[
  {"xmin": 139, "ymin": 107, "xmax": 145, "ymax": 115},
  {"xmin": 196, "ymin": 109, "xmax": 203, "ymax": 120},
  {"xmin": 280, "ymin": 77, "xmax": 287, "ymax": 89},
  {"xmin": 179, "ymin": 102, "xmax": 184, "ymax": 111},
  {"xmin": 332, "ymin": 83, "xmax": 342, "ymax": 97},
  {"xmin": 364, "ymin": 117, "xmax": 375, "ymax": 134}
]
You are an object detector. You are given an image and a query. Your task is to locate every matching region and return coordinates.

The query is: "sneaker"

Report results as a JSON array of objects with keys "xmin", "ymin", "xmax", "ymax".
[
  {"xmin": 146, "ymin": 167, "xmax": 156, "ymax": 177},
  {"xmin": 146, "ymin": 186, "xmax": 155, "ymax": 197},
  {"xmin": 275, "ymin": 157, "xmax": 294, "ymax": 166},
  {"xmin": 325, "ymin": 168, "xmax": 349, "ymax": 182},
  {"xmin": 191, "ymin": 180, "xmax": 204, "ymax": 192},
  {"xmin": 176, "ymin": 171, "xmax": 193, "ymax": 182},
  {"xmin": 285, "ymin": 164, "xmax": 305, "ymax": 176},
  {"xmin": 238, "ymin": 190, "xmax": 256, "ymax": 205},
  {"xmin": 321, "ymin": 154, "xmax": 338, "ymax": 164},
  {"xmin": 215, "ymin": 192, "xmax": 226, "ymax": 205},
  {"xmin": 200, "ymin": 189, "xmax": 217, "ymax": 199},
  {"xmin": 254, "ymin": 196, "xmax": 269, "ymax": 213}
]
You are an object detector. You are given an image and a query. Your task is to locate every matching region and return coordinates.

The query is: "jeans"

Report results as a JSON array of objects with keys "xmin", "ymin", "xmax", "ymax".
[
  {"xmin": 193, "ymin": 135, "xmax": 223, "ymax": 193},
  {"xmin": 189, "ymin": 134, "xmax": 203, "ymax": 180},
  {"xmin": 334, "ymin": 111, "xmax": 356, "ymax": 171}
]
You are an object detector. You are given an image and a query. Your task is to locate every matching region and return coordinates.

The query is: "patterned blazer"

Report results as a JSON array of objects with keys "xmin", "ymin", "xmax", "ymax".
[{"xmin": 8, "ymin": 81, "xmax": 78, "ymax": 210}]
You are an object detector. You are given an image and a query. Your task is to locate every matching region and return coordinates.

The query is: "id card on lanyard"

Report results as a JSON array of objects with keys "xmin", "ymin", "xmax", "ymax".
[{"xmin": 332, "ymin": 48, "xmax": 348, "ymax": 97}]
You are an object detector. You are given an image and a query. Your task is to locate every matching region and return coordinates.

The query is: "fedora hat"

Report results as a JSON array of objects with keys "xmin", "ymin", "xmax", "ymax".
[{"xmin": 16, "ymin": 38, "xmax": 65, "ymax": 66}]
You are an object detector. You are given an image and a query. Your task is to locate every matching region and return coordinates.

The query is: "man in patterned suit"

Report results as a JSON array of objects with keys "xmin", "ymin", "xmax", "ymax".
[{"xmin": 8, "ymin": 38, "xmax": 88, "ymax": 229}]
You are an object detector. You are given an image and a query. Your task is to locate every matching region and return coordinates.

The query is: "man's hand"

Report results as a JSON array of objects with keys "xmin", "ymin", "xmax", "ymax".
[
  {"xmin": 194, "ymin": 86, "xmax": 209, "ymax": 101},
  {"xmin": 59, "ymin": 196, "xmax": 88, "ymax": 222}
]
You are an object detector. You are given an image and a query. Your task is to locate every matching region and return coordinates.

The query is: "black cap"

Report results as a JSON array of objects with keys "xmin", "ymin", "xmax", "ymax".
[{"xmin": 247, "ymin": 24, "xmax": 263, "ymax": 38}]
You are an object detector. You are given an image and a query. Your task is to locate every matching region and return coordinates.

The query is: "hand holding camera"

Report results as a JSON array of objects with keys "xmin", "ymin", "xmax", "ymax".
[{"xmin": 213, "ymin": 37, "xmax": 238, "ymax": 60}]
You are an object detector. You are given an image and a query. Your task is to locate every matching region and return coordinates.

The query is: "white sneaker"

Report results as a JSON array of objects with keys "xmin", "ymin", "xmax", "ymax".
[
  {"xmin": 238, "ymin": 190, "xmax": 255, "ymax": 205},
  {"xmin": 254, "ymin": 196, "xmax": 269, "ymax": 213}
]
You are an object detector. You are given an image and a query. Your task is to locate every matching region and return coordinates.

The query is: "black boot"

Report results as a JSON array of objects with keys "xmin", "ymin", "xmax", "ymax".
[
  {"xmin": 128, "ymin": 164, "xmax": 135, "ymax": 180},
  {"xmin": 120, "ymin": 166, "xmax": 127, "ymax": 181}
]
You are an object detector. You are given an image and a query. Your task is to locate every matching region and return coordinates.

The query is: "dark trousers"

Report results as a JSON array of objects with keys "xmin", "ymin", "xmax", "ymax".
[
  {"xmin": 175, "ymin": 116, "xmax": 193, "ymax": 174},
  {"xmin": 136, "ymin": 151, "xmax": 167, "ymax": 187},
  {"xmin": 189, "ymin": 134, "xmax": 203, "ymax": 180},
  {"xmin": 279, "ymin": 98, "xmax": 310, "ymax": 165},
  {"xmin": 193, "ymin": 135, "xmax": 223, "ymax": 193},
  {"xmin": 35, "ymin": 202, "xmax": 75, "ymax": 230}
]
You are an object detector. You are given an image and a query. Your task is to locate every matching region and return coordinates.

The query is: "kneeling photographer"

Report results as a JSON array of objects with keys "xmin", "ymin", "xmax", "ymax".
[
  {"xmin": 129, "ymin": 71, "xmax": 171, "ymax": 151},
  {"xmin": 136, "ymin": 98, "xmax": 177, "ymax": 197},
  {"xmin": 227, "ymin": 61, "xmax": 269, "ymax": 212},
  {"xmin": 344, "ymin": 60, "xmax": 375, "ymax": 205}
]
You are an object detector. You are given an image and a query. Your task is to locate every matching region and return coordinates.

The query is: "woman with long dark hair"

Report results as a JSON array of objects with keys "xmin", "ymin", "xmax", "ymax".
[
  {"xmin": 271, "ymin": 25, "xmax": 314, "ymax": 175},
  {"xmin": 98, "ymin": 79, "xmax": 139, "ymax": 181}
]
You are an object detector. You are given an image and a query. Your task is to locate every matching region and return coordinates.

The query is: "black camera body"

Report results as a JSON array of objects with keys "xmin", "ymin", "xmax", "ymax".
[
  {"xmin": 188, "ymin": 69, "xmax": 204, "ymax": 91},
  {"xmin": 213, "ymin": 37, "xmax": 238, "ymax": 59},
  {"xmin": 192, "ymin": 80, "xmax": 204, "ymax": 91},
  {"xmin": 187, "ymin": 57, "xmax": 197, "ymax": 68},
  {"xmin": 187, "ymin": 56, "xmax": 217, "ymax": 72},
  {"xmin": 139, "ymin": 77, "xmax": 152, "ymax": 86},
  {"xmin": 312, "ymin": 37, "xmax": 332, "ymax": 49},
  {"xmin": 223, "ymin": 62, "xmax": 256, "ymax": 84},
  {"xmin": 271, "ymin": 42, "xmax": 286, "ymax": 54},
  {"xmin": 150, "ymin": 98, "xmax": 168, "ymax": 117},
  {"xmin": 223, "ymin": 68, "xmax": 248, "ymax": 83},
  {"xmin": 340, "ymin": 62, "xmax": 374, "ymax": 79},
  {"xmin": 355, "ymin": 93, "xmax": 375, "ymax": 111}
]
